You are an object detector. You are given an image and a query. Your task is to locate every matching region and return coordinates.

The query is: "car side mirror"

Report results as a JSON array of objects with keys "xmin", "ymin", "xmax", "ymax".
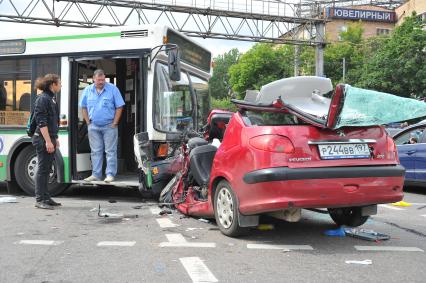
[{"xmin": 168, "ymin": 48, "xmax": 181, "ymax": 81}]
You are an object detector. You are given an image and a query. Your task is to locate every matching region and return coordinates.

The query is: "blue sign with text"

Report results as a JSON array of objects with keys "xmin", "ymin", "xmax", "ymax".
[{"xmin": 326, "ymin": 7, "xmax": 396, "ymax": 23}]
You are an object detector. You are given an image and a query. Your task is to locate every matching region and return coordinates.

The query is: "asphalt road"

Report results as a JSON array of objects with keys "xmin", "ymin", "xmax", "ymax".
[{"xmin": 1, "ymin": 184, "xmax": 425, "ymax": 283}]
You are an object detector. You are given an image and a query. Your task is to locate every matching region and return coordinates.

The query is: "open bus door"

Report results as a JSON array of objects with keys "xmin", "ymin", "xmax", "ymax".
[{"xmin": 69, "ymin": 53, "xmax": 149, "ymax": 187}]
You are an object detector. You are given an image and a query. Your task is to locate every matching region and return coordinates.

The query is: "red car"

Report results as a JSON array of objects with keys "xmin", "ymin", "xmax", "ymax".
[{"xmin": 175, "ymin": 76, "xmax": 405, "ymax": 237}]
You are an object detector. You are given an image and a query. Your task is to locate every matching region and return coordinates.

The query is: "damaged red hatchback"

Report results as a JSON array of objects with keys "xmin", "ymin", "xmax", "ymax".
[{"xmin": 173, "ymin": 76, "xmax": 405, "ymax": 237}]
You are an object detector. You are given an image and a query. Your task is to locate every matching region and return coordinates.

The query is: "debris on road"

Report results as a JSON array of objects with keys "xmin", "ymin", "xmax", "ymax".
[
  {"xmin": 324, "ymin": 227, "xmax": 346, "ymax": 237},
  {"xmin": 257, "ymin": 224, "xmax": 275, "ymax": 231},
  {"xmin": 392, "ymin": 201, "xmax": 412, "ymax": 207},
  {"xmin": 97, "ymin": 204, "xmax": 138, "ymax": 219},
  {"xmin": 198, "ymin": 218, "xmax": 210, "ymax": 223},
  {"xmin": 159, "ymin": 209, "xmax": 172, "ymax": 216},
  {"xmin": 0, "ymin": 196, "xmax": 17, "ymax": 203},
  {"xmin": 108, "ymin": 200, "xmax": 117, "ymax": 203},
  {"xmin": 186, "ymin": 228, "xmax": 203, "ymax": 231},
  {"xmin": 132, "ymin": 205, "xmax": 143, "ymax": 209},
  {"xmin": 345, "ymin": 259, "xmax": 372, "ymax": 265},
  {"xmin": 344, "ymin": 228, "xmax": 390, "ymax": 241}
]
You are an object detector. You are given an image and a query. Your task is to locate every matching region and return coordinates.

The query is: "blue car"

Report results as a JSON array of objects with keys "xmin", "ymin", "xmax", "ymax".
[{"xmin": 394, "ymin": 121, "xmax": 426, "ymax": 184}]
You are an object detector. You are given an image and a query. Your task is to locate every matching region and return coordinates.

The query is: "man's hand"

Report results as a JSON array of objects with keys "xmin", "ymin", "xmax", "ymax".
[
  {"xmin": 111, "ymin": 123, "xmax": 118, "ymax": 128},
  {"xmin": 46, "ymin": 141, "xmax": 55, "ymax": 153}
]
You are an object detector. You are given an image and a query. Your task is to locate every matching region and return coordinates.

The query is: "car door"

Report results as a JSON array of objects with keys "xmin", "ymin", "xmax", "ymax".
[
  {"xmin": 394, "ymin": 127, "xmax": 425, "ymax": 181},
  {"xmin": 414, "ymin": 129, "xmax": 426, "ymax": 181}
]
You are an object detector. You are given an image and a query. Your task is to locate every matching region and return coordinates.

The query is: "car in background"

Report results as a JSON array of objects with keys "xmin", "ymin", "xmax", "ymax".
[{"xmin": 393, "ymin": 120, "xmax": 426, "ymax": 185}]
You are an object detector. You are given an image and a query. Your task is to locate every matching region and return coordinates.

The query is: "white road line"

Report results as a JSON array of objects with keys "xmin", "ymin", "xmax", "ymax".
[
  {"xmin": 17, "ymin": 240, "xmax": 63, "ymax": 246},
  {"xmin": 247, "ymin": 244, "xmax": 314, "ymax": 251},
  {"xmin": 179, "ymin": 257, "xmax": 218, "ymax": 283},
  {"xmin": 355, "ymin": 246, "xmax": 424, "ymax": 252},
  {"xmin": 156, "ymin": 218, "xmax": 179, "ymax": 228},
  {"xmin": 150, "ymin": 207, "xmax": 162, "ymax": 215},
  {"xmin": 421, "ymin": 215, "xmax": 426, "ymax": 218},
  {"xmin": 159, "ymin": 233, "xmax": 216, "ymax": 248},
  {"xmin": 378, "ymin": 204, "xmax": 405, "ymax": 211},
  {"xmin": 97, "ymin": 241, "xmax": 136, "ymax": 247}
]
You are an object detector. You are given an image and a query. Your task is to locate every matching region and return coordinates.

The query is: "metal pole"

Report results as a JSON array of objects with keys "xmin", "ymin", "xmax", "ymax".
[
  {"xmin": 315, "ymin": 22, "xmax": 325, "ymax": 77},
  {"xmin": 342, "ymin": 57, "xmax": 346, "ymax": 82},
  {"xmin": 294, "ymin": 45, "xmax": 300, "ymax": 76}
]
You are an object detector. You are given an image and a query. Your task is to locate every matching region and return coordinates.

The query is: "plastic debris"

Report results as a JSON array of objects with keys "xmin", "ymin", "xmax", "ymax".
[
  {"xmin": 344, "ymin": 228, "xmax": 390, "ymax": 241},
  {"xmin": 345, "ymin": 260, "xmax": 372, "ymax": 265},
  {"xmin": 0, "ymin": 197, "xmax": 17, "ymax": 203},
  {"xmin": 324, "ymin": 227, "xmax": 346, "ymax": 237},
  {"xmin": 198, "ymin": 218, "xmax": 210, "ymax": 223},
  {"xmin": 391, "ymin": 201, "xmax": 412, "ymax": 207},
  {"xmin": 257, "ymin": 224, "xmax": 275, "ymax": 231}
]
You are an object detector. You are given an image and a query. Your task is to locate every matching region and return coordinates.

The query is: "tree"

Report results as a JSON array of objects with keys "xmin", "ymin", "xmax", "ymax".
[
  {"xmin": 209, "ymin": 48, "xmax": 240, "ymax": 100},
  {"xmin": 228, "ymin": 44, "xmax": 294, "ymax": 98},
  {"xmin": 358, "ymin": 15, "xmax": 426, "ymax": 97}
]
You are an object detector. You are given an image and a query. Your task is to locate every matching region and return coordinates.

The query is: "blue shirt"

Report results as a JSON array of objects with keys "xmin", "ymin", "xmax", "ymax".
[{"xmin": 79, "ymin": 82, "xmax": 125, "ymax": 126}]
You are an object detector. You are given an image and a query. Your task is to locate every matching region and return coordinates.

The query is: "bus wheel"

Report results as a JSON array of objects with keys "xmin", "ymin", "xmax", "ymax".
[{"xmin": 14, "ymin": 145, "xmax": 67, "ymax": 197}]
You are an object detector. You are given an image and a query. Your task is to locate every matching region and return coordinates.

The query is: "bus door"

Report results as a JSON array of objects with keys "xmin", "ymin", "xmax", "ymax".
[{"xmin": 70, "ymin": 55, "xmax": 147, "ymax": 182}]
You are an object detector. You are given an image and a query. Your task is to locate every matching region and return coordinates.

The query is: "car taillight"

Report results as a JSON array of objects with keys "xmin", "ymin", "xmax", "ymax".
[
  {"xmin": 386, "ymin": 136, "xmax": 397, "ymax": 160},
  {"xmin": 249, "ymin": 135, "xmax": 295, "ymax": 153}
]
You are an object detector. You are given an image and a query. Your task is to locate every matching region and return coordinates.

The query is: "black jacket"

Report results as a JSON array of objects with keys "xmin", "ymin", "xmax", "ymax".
[{"xmin": 34, "ymin": 90, "xmax": 59, "ymax": 138}]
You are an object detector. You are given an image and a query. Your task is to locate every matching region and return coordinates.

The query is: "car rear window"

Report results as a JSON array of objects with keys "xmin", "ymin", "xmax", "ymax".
[{"xmin": 243, "ymin": 110, "xmax": 307, "ymax": 126}]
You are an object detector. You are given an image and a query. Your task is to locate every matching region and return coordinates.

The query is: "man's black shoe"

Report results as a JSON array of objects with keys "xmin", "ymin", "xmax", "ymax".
[
  {"xmin": 35, "ymin": 202, "xmax": 54, "ymax": 210},
  {"xmin": 45, "ymin": 199, "xmax": 62, "ymax": 206}
]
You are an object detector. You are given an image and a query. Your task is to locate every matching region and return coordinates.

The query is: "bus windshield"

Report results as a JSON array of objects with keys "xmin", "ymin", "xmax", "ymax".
[{"xmin": 154, "ymin": 63, "xmax": 194, "ymax": 132}]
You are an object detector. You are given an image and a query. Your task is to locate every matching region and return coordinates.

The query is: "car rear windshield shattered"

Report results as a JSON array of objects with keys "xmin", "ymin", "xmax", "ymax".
[{"xmin": 335, "ymin": 85, "xmax": 426, "ymax": 128}]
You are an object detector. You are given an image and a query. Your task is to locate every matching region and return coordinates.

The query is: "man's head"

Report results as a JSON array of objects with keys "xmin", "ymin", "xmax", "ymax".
[{"xmin": 93, "ymin": 69, "xmax": 106, "ymax": 89}]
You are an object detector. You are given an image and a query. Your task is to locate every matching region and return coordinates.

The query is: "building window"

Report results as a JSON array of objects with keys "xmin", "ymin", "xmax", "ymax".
[
  {"xmin": 0, "ymin": 57, "xmax": 60, "ymax": 126},
  {"xmin": 377, "ymin": 28, "xmax": 391, "ymax": 36}
]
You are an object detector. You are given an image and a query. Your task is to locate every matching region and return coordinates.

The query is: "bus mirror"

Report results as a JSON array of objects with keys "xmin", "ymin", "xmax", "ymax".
[{"xmin": 168, "ymin": 48, "xmax": 181, "ymax": 81}]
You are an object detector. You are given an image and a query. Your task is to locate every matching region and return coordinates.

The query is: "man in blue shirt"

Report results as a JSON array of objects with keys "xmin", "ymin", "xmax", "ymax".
[{"xmin": 79, "ymin": 69, "xmax": 125, "ymax": 183}]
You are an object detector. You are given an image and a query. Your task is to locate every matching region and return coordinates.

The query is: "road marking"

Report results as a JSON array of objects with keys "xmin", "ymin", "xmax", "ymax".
[
  {"xmin": 97, "ymin": 241, "xmax": 136, "ymax": 247},
  {"xmin": 156, "ymin": 218, "xmax": 179, "ymax": 228},
  {"xmin": 179, "ymin": 257, "xmax": 218, "ymax": 283},
  {"xmin": 355, "ymin": 246, "xmax": 424, "ymax": 252},
  {"xmin": 421, "ymin": 215, "xmax": 426, "ymax": 218},
  {"xmin": 247, "ymin": 244, "xmax": 314, "ymax": 251},
  {"xmin": 150, "ymin": 207, "xmax": 162, "ymax": 215},
  {"xmin": 159, "ymin": 233, "xmax": 216, "ymax": 248},
  {"xmin": 379, "ymin": 204, "xmax": 405, "ymax": 211},
  {"xmin": 17, "ymin": 240, "xmax": 63, "ymax": 246}
]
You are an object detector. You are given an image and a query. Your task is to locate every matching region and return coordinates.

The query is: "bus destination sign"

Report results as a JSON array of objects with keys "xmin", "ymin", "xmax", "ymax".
[
  {"xmin": 167, "ymin": 30, "xmax": 211, "ymax": 73},
  {"xmin": 0, "ymin": 39, "xmax": 26, "ymax": 55}
]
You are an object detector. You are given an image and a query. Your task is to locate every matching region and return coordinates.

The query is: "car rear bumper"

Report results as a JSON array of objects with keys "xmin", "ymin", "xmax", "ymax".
[
  {"xmin": 243, "ymin": 165, "xmax": 405, "ymax": 184},
  {"xmin": 237, "ymin": 166, "xmax": 405, "ymax": 215}
]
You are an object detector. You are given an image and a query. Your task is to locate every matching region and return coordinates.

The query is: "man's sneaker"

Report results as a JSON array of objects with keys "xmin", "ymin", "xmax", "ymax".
[
  {"xmin": 84, "ymin": 175, "xmax": 99, "ymax": 182},
  {"xmin": 35, "ymin": 202, "xmax": 54, "ymax": 210},
  {"xmin": 45, "ymin": 199, "xmax": 62, "ymax": 206},
  {"xmin": 104, "ymin": 175, "xmax": 114, "ymax": 183}
]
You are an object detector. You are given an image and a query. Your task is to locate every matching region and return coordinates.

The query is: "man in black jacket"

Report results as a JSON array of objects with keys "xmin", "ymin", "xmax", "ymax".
[{"xmin": 32, "ymin": 74, "xmax": 62, "ymax": 209}]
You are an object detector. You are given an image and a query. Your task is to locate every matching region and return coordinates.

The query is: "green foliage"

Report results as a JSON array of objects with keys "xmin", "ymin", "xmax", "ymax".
[
  {"xmin": 228, "ymin": 44, "xmax": 294, "ymax": 98},
  {"xmin": 339, "ymin": 21, "xmax": 364, "ymax": 44},
  {"xmin": 209, "ymin": 48, "xmax": 240, "ymax": 100},
  {"xmin": 358, "ymin": 15, "xmax": 426, "ymax": 97},
  {"xmin": 211, "ymin": 97, "xmax": 237, "ymax": 112}
]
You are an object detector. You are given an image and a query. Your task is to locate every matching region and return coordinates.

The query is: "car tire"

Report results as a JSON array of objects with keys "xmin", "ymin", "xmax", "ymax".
[
  {"xmin": 14, "ymin": 145, "xmax": 68, "ymax": 197},
  {"xmin": 214, "ymin": 180, "xmax": 246, "ymax": 237},
  {"xmin": 328, "ymin": 207, "xmax": 369, "ymax": 227}
]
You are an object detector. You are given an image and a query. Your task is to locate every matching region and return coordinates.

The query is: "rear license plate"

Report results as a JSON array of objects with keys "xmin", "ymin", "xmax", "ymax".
[{"xmin": 318, "ymin": 143, "xmax": 370, "ymax": 160}]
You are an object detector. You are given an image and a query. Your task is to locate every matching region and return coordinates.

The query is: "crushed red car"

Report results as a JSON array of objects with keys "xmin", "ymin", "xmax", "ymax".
[{"xmin": 166, "ymin": 76, "xmax": 405, "ymax": 237}]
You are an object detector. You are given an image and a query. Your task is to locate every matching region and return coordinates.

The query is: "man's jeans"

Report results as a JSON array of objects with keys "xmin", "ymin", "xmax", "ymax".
[
  {"xmin": 32, "ymin": 135, "xmax": 55, "ymax": 202},
  {"xmin": 88, "ymin": 123, "xmax": 118, "ymax": 178}
]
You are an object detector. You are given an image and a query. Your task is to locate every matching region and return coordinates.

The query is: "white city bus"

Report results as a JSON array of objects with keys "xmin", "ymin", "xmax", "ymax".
[{"xmin": 0, "ymin": 25, "xmax": 212, "ymax": 196}]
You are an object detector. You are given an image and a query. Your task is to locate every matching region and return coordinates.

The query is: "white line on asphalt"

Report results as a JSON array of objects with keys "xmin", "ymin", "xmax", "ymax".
[
  {"xmin": 156, "ymin": 218, "xmax": 179, "ymax": 228},
  {"xmin": 159, "ymin": 233, "xmax": 216, "ymax": 248},
  {"xmin": 355, "ymin": 246, "xmax": 424, "ymax": 252},
  {"xmin": 247, "ymin": 244, "xmax": 314, "ymax": 250},
  {"xmin": 378, "ymin": 204, "xmax": 405, "ymax": 211},
  {"xmin": 421, "ymin": 215, "xmax": 426, "ymax": 218},
  {"xmin": 17, "ymin": 240, "xmax": 63, "ymax": 246},
  {"xmin": 179, "ymin": 257, "xmax": 218, "ymax": 283},
  {"xmin": 150, "ymin": 207, "xmax": 162, "ymax": 215},
  {"xmin": 97, "ymin": 241, "xmax": 136, "ymax": 247}
]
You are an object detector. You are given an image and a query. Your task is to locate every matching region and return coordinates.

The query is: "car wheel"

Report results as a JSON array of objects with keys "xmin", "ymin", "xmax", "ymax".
[
  {"xmin": 328, "ymin": 207, "xmax": 369, "ymax": 227},
  {"xmin": 214, "ymin": 180, "xmax": 246, "ymax": 237},
  {"xmin": 14, "ymin": 145, "xmax": 68, "ymax": 197}
]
